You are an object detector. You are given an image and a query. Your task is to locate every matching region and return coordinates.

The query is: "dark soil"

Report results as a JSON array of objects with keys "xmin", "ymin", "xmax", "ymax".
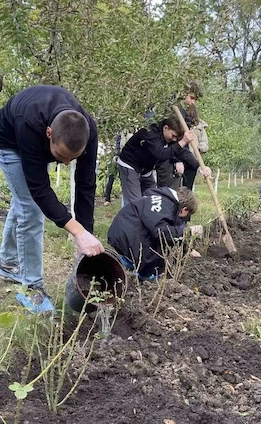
[{"xmin": 2, "ymin": 215, "xmax": 261, "ymax": 424}]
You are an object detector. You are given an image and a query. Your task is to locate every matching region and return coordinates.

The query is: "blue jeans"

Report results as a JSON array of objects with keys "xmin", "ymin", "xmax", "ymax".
[{"xmin": 0, "ymin": 149, "xmax": 45, "ymax": 287}]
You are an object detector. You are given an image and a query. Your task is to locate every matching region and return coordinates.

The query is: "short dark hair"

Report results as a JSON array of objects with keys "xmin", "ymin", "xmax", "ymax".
[
  {"xmin": 176, "ymin": 186, "xmax": 198, "ymax": 215},
  {"xmin": 51, "ymin": 110, "xmax": 90, "ymax": 152},
  {"xmin": 163, "ymin": 113, "xmax": 184, "ymax": 140}
]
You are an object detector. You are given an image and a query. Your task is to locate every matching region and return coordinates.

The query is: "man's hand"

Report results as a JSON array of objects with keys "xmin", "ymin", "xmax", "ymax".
[
  {"xmin": 175, "ymin": 162, "xmax": 184, "ymax": 175},
  {"xmin": 181, "ymin": 130, "xmax": 194, "ymax": 145},
  {"xmin": 198, "ymin": 166, "xmax": 212, "ymax": 178},
  {"xmin": 75, "ymin": 230, "xmax": 105, "ymax": 257}
]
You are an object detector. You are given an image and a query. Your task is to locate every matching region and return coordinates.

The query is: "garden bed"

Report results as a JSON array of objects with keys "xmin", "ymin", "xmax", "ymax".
[{"xmin": 1, "ymin": 215, "xmax": 261, "ymax": 423}]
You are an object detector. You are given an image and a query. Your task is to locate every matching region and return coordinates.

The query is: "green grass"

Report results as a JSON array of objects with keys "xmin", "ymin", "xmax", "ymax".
[
  {"xmin": 94, "ymin": 198, "xmax": 121, "ymax": 245},
  {"xmin": 190, "ymin": 177, "xmax": 259, "ymax": 225}
]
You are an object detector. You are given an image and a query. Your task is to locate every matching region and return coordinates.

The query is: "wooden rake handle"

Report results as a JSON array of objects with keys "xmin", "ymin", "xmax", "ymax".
[{"xmin": 173, "ymin": 106, "xmax": 229, "ymax": 234}]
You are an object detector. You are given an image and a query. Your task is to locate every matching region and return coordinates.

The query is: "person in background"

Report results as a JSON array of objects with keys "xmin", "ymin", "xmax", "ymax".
[
  {"xmin": 103, "ymin": 129, "xmax": 135, "ymax": 206},
  {"xmin": 108, "ymin": 186, "xmax": 197, "ymax": 280},
  {"xmin": 103, "ymin": 140, "xmax": 120, "ymax": 206},
  {"xmin": 158, "ymin": 80, "xmax": 207, "ymax": 192},
  {"xmin": 182, "ymin": 80, "xmax": 206, "ymax": 190},
  {"xmin": 155, "ymin": 87, "xmax": 195, "ymax": 191},
  {"xmin": 117, "ymin": 112, "xmax": 211, "ymax": 207},
  {"xmin": 184, "ymin": 103, "xmax": 209, "ymax": 190},
  {"xmin": 156, "ymin": 156, "xmax": 185, "ymax": 190},
  {"xmin": 0, "ymin": 85, "xmax": 104, "ymax": 313},
  {"xmin": 144, "ymin": 103, "xmax": 156, "ymax": 126}
]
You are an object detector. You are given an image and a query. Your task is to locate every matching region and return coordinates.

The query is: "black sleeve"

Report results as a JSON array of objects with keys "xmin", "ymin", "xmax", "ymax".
[
  {"xmin": 175, "ymin": 147, "xmax": 199, "ymax": 170},
  {"xmin": 15, "ymin": 118, "xmax": 72, "ymax": 228},
  {"xmin": 141, "ymin": 128, "xmax": 185, "ymax": 161},
  {"xmin": 74, "ymin": 129, "xmax": 98, "ymax": 233}
]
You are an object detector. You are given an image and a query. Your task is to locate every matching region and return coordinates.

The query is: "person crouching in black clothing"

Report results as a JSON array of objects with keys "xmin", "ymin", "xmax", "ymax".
[{"xmin": 108, "ymin": 186, "xmax": 197, "ymax": 280}]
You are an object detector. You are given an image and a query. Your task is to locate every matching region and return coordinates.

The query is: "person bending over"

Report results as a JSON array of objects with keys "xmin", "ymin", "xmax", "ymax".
[
  {"xmin": 108, "ymin": 186, "xmax": 197, "ymax": 280},
  {"xmin": 0, "ymin": 85, "xmax": 104, "ymax": 312},
  {"xmin": 118, "ymin": 112, "xmax": 211, "ymax": 206}
]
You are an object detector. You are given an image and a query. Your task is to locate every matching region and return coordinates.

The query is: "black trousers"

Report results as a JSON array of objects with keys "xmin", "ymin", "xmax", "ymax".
[
  {"xmin": 183, "ymin": 168, "xmax": 197, "ymax": 190},
  {"xmin": 156, "ymin": 160, "xmax": 181, "ymax": 190},
  {"xmin": 104, "ymin": 174, "xmax": 115, "ymax": 202}
]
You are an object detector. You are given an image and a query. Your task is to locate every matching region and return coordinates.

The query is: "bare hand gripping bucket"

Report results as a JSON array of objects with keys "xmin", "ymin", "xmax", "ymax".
[{"xmin": 66, "ymin": 248, "xmax": 127, "ymax": 313}]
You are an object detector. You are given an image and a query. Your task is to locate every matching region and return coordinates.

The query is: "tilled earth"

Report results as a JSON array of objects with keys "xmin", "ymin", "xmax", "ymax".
[{"xmin": 1, "ymin": 215, "xmax": 261, "ymax": 424}]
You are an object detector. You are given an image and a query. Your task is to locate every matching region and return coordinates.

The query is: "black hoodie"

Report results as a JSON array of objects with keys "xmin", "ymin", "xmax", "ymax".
[
  {"xmin": 108, "ymin": 187, "xmax": 186, "ymax": 277},
  {"xmin": 0, "ymin": 85, "xmax": 97, "ymax": 231},
  {"xmin": 119, "ymin": 120, "xmax": 199, "ymax": 175}
]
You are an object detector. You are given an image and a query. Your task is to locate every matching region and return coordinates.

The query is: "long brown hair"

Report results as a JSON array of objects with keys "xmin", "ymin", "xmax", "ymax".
[{"xmin": 187, "ymin": 104, "xmax": 200, "ymax": 126}]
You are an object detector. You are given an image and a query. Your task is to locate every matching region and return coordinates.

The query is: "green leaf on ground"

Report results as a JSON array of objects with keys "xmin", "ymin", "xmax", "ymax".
[{"xmin": 9, "ymin": 382, "xmax": 34, "ymax": 399}]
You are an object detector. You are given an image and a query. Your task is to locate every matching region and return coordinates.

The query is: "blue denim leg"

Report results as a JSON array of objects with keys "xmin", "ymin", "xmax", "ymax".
[
  {"xmin": 0, "ymin": 197, "xmax": 18, "ymax": 264},
  {"xmin": 0, "ymin": 149, "xmax": 45, "ymax": 287}
]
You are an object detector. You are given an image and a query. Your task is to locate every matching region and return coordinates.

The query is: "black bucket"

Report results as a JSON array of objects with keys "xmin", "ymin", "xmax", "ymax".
[{"xmin": 66, "ymin": 248, "xmax": 127, "ymax": 313}]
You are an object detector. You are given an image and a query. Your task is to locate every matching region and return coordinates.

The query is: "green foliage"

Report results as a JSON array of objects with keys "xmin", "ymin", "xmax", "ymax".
[
  {"xmin": 0, "ymin": 312, "xmax": 17, "ymax": 328},
  {"xmin": 243, "ymin": 314, "xmax": 261, "ymax": 339},
  {"xmin": 0, "ymin": 0, "xmax": 261, "ymax": 167},
  {"xmin": 198, "ymin": 83, "xmax": 261, "ymax": 170}
]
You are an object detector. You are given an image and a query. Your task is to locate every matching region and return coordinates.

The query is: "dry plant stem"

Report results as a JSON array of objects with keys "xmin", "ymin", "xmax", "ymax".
[
  {"xmin": 53, "ymin": 312, "xmax": 98, "ymax": 409},
  {"xmin": 110, "ymin": 297, "xmax": 123, "ymax": 332},
  {"xmin": 0, "ymin": 319, "xmax": 18, "ymax": 364},
  {"xmin": 57, "ymin": 282, "xmax": 66, "ymax": 375},
  {"xmin": 202, "ymin": 225, "xmax": 211, "ymax": 255},
  {"xmin": 36, "ymin": 281, "xmax": 97, "ymax": 412},
  {"xmin": 56, "ymin": 339, "xmax": 95, "ymax": 407},
  {"xmin": 28, "ymin": 312, "xmax": 87, "ymax": 388},
  {"xmin": 52, "ymin": 291, "xmax": 67, "ymax": 406},
  {"xmin": 0, "ymin": 416, "xmax": 8, "ymax": 424},
  {"xmin": 98, "ymin": 304, "xmax": 112, "ymax": 340},
  {"xmin": 148, "ymin": 231, "xmax": 192, "ymax": 315},
  {"xmin": 129, "ymin": 247, "xmax": 142, "ymax": 303},
  {"xmin": 49, "ymin": 323, "xmax": 59, "ymax": 408},
  {"xmin": 41, "ymin": 311, "xmax": 58, "ymax": 410},
  {"xmin": 107, "ymin": 281, "xmax": 126, "ymax": 334},
  {"xmin": 147, "ymin": 232, "xmax": 167, "ymax": 309},
  {"xmin": 148, "ymin": 230, "xmax": 179, "ymax": 312},
  {"xmin": 14, "ymin": 315, "xmax": 40, "ymax": 424},
  {"xmin": 171, "ymin": 243, "xmax": 185, "ymax": 282},
  {"xmin": 37, "ymin": 341, "xmax": 52, "ymax": 411},
  {"xmin": 153, "ymin": 270, "xmax": 168, "ymax": 317},
  {"xmin": 82, "ymin": 312, "xmax": 99, "ymax": 349}
]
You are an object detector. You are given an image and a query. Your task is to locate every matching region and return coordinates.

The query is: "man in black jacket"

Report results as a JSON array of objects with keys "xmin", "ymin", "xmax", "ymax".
[
  {"xmin": 0, "ymin": 85, "xmax": 104, "ymax": 312},
  {"xmin": 108, "ymin": 186, "xmax": 197, "ymax": 279},
  {"xmin": 118, "ymin": 113, "xmax": 211, "ymax": 206}
]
